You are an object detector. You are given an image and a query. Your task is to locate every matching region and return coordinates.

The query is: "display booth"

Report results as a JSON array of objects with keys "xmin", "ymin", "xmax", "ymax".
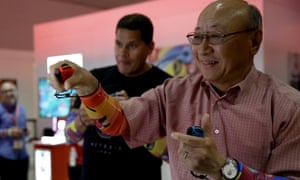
[
  {"xmin": 34, "ymin": 141, "xmax": 70, "ymax": 180},
  {"xmin": 34, "ymin": 120, "xmax": 70, "ymax": 180}
]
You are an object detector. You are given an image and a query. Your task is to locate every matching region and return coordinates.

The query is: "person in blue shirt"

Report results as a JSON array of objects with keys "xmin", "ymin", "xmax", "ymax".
[{"xmin": 0, "ymin": 80, "xmax": 29, "ymax": 180}]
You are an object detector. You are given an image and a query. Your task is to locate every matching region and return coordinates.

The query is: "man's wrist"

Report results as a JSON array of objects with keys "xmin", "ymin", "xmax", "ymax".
[
  {"xmin": 77, "ymin": 73, "xmax": 99, "ymax": 97},
  {"xmin": 78, "ymin": 115, "xmax": 87, "ymax": 127},
  {"xmin": 221, "ymin": 157, "xmax": 242, "ymax": 180},
  {"xmin": 80, "ymin": 85, "xmax": 106, "ymax": 108},
  {"xmin": 75, "ymin": 116, "xmax": 87, "ymax": 132}
]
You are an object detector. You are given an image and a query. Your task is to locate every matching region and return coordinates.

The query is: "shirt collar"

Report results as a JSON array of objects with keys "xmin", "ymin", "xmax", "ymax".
[
  {"xmin": 200, "ymin": 65, "xmax": 258, "ymax": 104},
  {"xmin": 237, "ymin": 65, "xmax": 259, "ymax": 93}
]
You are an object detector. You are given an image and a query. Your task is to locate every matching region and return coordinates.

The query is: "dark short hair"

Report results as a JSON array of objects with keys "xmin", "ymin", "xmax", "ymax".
[
  {"xmin": 247, "ymin": 4, "xmax": 262, "ymax": 30},
  {"xmin": 116, "ymin": 13, "xmax": 153, "ymax": 44}
]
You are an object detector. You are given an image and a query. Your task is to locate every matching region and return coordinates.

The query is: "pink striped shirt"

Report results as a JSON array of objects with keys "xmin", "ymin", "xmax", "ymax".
[{"xmin": 118, "ymin": 66, "xmax": 300, "ymax": 179}]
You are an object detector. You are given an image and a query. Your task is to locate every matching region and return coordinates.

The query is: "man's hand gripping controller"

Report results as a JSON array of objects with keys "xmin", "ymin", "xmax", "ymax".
[
  {"xmin": 186, "ymin": 126, "xmax": 207, "ymax": 179},
  {"xmin": 54, "ymin": 63, "xmax": 76, "ymax": 98},
  {"xmin": 186, "ymin": 126, "xmax": 205, "ymax": 137},
  {"xmin": 54, "ymin": 63, "xmax": 74, "ymax": 83}
]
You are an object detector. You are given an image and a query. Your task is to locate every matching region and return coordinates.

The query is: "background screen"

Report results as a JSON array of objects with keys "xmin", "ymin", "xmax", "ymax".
[{"xmin": 38, "ymin": 78, "xmax": 71, "ymax": 118}]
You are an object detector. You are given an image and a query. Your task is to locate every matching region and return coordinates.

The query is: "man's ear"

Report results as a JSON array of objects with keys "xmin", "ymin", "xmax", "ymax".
[
  {"xmin": 149, "ymin": 41, "xmax": 155, "ymax": 51},
  {"xmin": 250, "ymin": 30, "xmax": 262, "ymax": 55},
  {"xmin": 147, "ymin": 41, "xmax": 155, "ymax": 56}
]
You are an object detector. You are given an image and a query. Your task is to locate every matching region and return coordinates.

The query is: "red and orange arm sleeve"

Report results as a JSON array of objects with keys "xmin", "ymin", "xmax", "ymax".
[{"xmin": 80, "ymin": 86, "xmax": 128, "ymax": 136}]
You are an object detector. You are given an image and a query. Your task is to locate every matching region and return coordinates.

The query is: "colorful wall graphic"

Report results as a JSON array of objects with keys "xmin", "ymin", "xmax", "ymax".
[{"xmin": 148, "ymin": 44, "xmax": 198, "ymax": 77}]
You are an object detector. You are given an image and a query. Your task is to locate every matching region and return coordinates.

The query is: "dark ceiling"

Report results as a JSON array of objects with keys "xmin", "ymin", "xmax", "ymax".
[{"xmin": 0, "ymin": 0, "xmax": 153, "ymax": 50}]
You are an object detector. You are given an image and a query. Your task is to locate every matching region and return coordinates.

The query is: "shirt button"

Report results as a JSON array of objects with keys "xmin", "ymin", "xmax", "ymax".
[{"xmin": 214, "ymin": 129, "xmax": 220, "ymax": 134}]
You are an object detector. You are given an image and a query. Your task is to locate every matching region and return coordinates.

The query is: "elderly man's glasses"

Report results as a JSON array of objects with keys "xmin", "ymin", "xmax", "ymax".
[{"xmin": 186, "ymin": 28, "xmax": 256, "ymax": 45}]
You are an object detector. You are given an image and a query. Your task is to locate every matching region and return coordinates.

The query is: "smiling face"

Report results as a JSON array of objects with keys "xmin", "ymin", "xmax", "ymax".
[
  {"xmin": 192, "ymin": 0, "xmax": 262, "ymax": 92},
  {"xmin": 114, "ymin": 28, "xmax": 154, "ymax": 77}
]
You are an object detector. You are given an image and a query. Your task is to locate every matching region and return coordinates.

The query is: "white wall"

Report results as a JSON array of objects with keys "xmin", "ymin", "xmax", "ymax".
[
  {"xmin": 264, "ymin": 1, "xmax": 300, "ymax": 82},
  {"xmin": 33, "ymin": 0, "xmax": 209, "ymax": 74},
  {"xmin": 34, "ymin": 0, "xmax": 263, "ymax": 75}
]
